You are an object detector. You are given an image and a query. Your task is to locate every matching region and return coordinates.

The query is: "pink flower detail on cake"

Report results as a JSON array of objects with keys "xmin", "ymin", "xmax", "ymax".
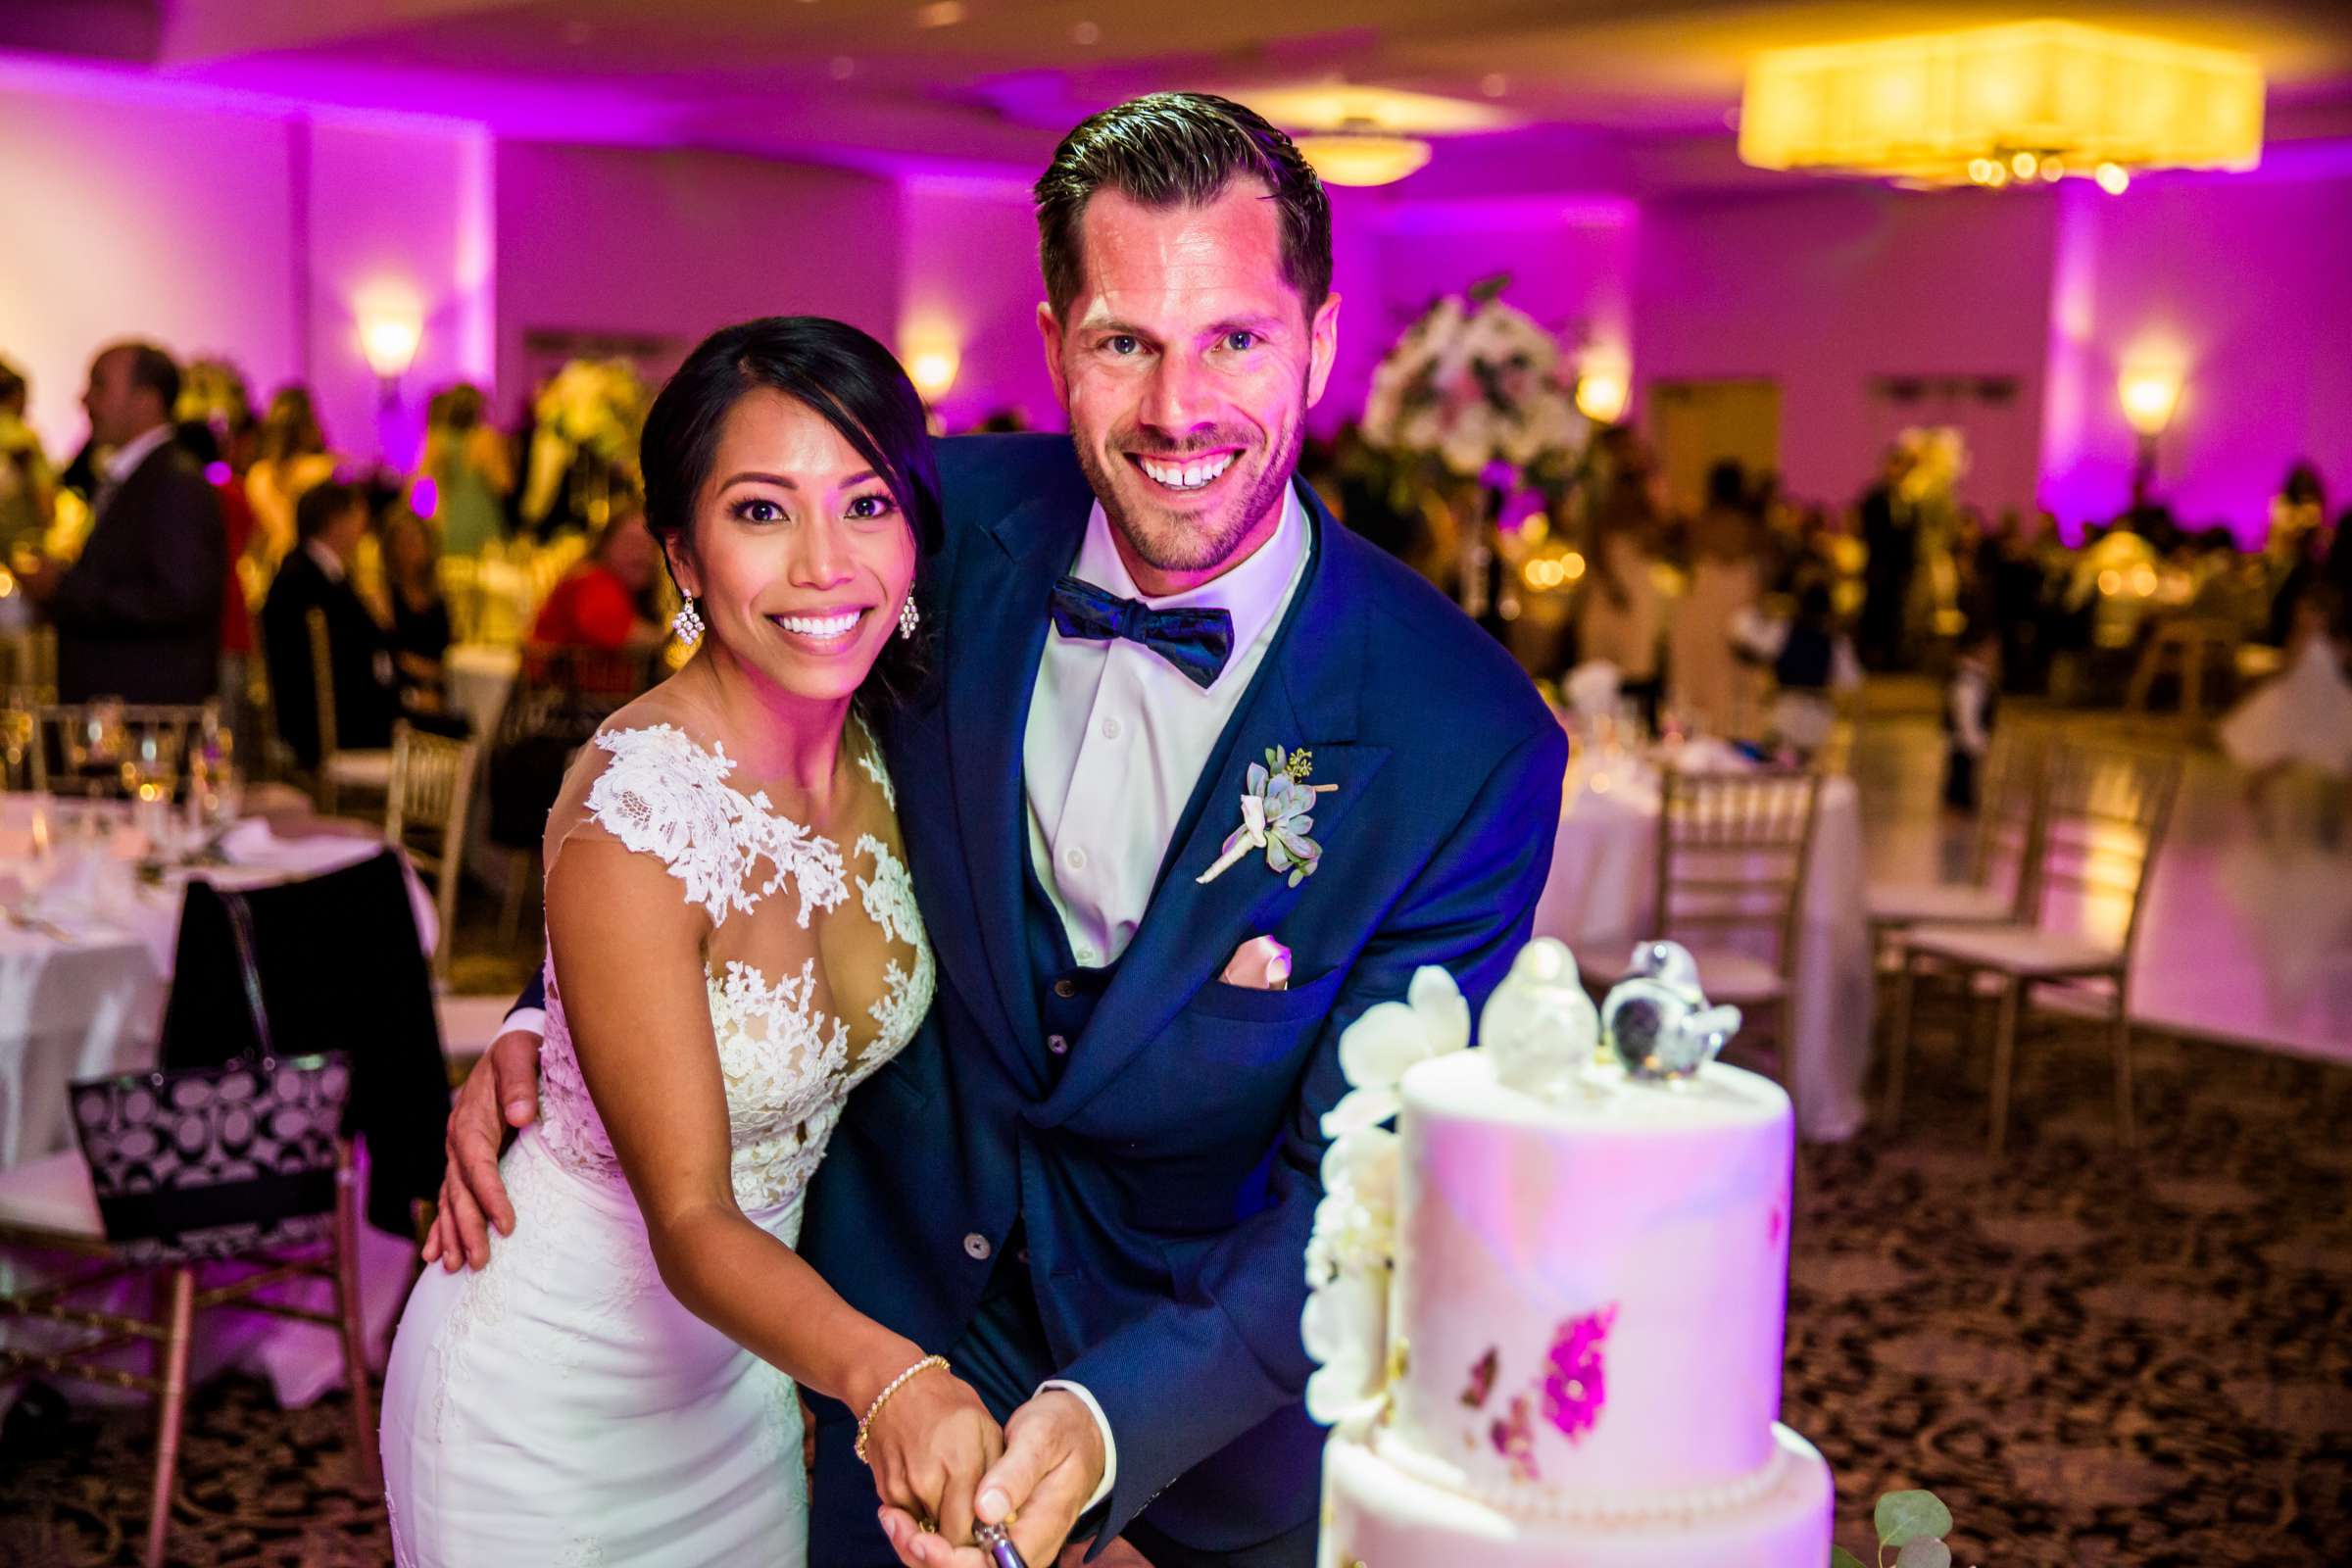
[
  {"xmin": 1539, "ymin": 1303, "xmax": 1619, "ymax": 1444},
  {"xmin": 1489, "ymin": 1393, "xmax": 1540, "ymax": 1482},
  {"xmin": 1461, "ymin": 1347, "xmax": 1499, "ymax": 1409}
]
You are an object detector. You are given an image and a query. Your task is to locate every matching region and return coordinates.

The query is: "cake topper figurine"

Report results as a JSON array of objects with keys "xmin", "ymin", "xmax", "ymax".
[
  {"xmin": 1601, "ymin": 940, "xmax": 1742, "ymax": 1080},
  {"xmin": 1477, "ymin": 938, "xmax": 1601, "ymax": 1096}
]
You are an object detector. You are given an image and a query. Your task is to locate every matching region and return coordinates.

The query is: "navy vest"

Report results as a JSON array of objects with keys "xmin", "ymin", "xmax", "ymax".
[{"xmin": 1021, "ymin": 848, "xmax": 1120, "ymax": 1081}]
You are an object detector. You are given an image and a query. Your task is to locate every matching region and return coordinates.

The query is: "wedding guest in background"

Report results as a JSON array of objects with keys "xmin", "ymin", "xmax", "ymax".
[
  {"xmin": 174, "ymin": 419, "xmax": 259, "ymax": 726},
  {"xmin": 529, "ymin": 501, "xmax": 667, "ymax": 657},
  {"xmin": 247, "ymin": 384, "xmax": 338, "ymax": 564},
  {"xmin": 262, "ymin": 479, "xmax": 399, "ymax": 768},
  {"xmin": 1671, "ymin": 457, "xmax": 1763, "ymax": 736},
  {"xmin": 2221, "ymin": 584, "xmax": 2352, "ymax": 822},
  {"xmin": 24, "ymin": 342, "xmax": 224, "ymax": 704},
  {"xmin": 2268, "ymin": 461, "xmax": 2327, "ymax": 574},
  {"xmin": 419, "ymin": 382, "xmax": 514, "ymax": 557},
  {"xmin": 1578, "ymin": 423, "xmax": 1666, "ymax": 726},
  {"xmin": 2266, "ymin": 524, "xmax": 2328, "ymax": 650},
  {"xmin": 1859, "ymin": 442, "xmax": 1916, "ymax": 669},
  {"xmin": 0, "ymin": 358, "xmax": 57, "ymax": 558},
  {"xmin": 380, "ymin": 506, "xmax": 454, "ymax": 713},
  {"xmin": 1773, "ymin": 582, "xmax": 1862, "ymax": 763},
  {"xmin": 1943, "ymin": 623, "xmax": 2001, "ymax": 813}
]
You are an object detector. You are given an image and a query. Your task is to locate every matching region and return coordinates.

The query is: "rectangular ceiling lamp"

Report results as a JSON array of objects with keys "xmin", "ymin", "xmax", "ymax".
[{"xmin": 1740, "ymin": 20, "xmax": 2264, "ymax": 185}]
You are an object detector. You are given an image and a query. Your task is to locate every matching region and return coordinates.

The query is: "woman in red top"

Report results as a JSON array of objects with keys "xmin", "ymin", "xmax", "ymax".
[{"xmin": 531, "ymin": 505, "xmax": 665, "ymax": 653}]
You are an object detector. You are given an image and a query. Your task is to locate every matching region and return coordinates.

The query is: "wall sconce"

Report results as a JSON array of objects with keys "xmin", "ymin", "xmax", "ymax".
[
  {"xmin": 2117, "ymin": 365, "xmax": 2182, "ymax": 505},
  {"xmin": 903, "ymin": 332, "xmax": 960, "ymax": 404},
  {"xmin": 359, "ymin": 307, "xmax": 423, "ymax": 383},
  {"xmin": 1574, "ymin": 355, "xmax": 1632, "ymax": 424}
]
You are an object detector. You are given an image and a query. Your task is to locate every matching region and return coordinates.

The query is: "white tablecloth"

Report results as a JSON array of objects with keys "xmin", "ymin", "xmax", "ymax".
[
  {"xmin": 1532, "ymin": 759, "xmax": 1874, "ymax": 1142},
  {"xmin": 0, "ymin": 797, "xmax": 431, "ymax": 1409},
  {"xmin": 446, "ymin": 641, "xmax": 521, "ymax": 741}
]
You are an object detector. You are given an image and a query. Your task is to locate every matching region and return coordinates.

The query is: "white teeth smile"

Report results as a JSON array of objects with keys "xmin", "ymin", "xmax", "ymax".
[
  {"xmin": 770, "ymin": 611, "xmax": 862, "ymax": 640},
  {"xmin": 1138, "ymin": 453, "xmax": 1235, "ymax": 490}
]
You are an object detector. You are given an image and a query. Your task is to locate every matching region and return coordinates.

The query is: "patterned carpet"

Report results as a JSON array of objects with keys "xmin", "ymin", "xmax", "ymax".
[{"xmin": 3, "ymin": 1013, "xmax": 2346, "ymax": 1567}]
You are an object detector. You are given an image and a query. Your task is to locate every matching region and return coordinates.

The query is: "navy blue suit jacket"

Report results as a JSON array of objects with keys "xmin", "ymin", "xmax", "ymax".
[
  {"xmin": 509, "ymin": 434, "xmax": 1565, "ymax": 1556},
  {"xmin": 798, "ymin": 434, "xmax": 1566, "ymax": 1554}
]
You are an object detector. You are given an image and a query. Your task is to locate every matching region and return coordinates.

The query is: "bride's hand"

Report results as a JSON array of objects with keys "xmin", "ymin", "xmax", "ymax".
[{"xmin": 863, "ymin": 1366, "xmax": 1004, "ymax": 1547}]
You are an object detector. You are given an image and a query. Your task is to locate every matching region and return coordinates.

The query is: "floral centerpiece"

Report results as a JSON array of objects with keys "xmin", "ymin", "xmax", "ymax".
[
  {"xmin": 1360, "ymin": 276, "xmax": 1586, "ymax": 483},
  {"xmin": 522, "ymin": 358, "xmax": 647, "ymax": 527}
]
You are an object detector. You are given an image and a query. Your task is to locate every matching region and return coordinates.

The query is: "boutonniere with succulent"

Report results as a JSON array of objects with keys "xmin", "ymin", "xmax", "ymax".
[{"xmin": 1197, "ymin": 746, "xmax": 1336, "ymax": 889}]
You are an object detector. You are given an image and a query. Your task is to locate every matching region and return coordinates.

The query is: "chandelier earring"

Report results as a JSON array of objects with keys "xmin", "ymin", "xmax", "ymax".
[
  {"xmin": 898, "ymin": 593, "xmax": 920, "ymax": 641},
  {"xmin": 671, "ymin": 595, "xmax": 705, "ymax": 648}
]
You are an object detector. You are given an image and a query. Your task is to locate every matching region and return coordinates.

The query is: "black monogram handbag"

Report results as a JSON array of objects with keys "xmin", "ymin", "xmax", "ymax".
[{"xmin": 70, "ymin": 886, "xmax": 352, "ymax": 1262}]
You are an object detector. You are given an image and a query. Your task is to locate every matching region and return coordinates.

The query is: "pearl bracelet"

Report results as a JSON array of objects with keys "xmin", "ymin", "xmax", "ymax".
[{"xmin": 854, "ymin": 1353, "xmax": 950, "ymax": 1465}]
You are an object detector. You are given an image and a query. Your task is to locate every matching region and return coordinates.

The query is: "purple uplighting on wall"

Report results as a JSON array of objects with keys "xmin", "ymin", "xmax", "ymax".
[{"xmin": 2, "ymin": 46, "xmax": 2346, "ymax": 539}]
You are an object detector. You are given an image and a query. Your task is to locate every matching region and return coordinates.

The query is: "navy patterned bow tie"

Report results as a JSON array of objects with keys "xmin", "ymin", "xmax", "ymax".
[{"xmin": 1049, "ymin": 575, "xmax": 1236, "ymax": 690}]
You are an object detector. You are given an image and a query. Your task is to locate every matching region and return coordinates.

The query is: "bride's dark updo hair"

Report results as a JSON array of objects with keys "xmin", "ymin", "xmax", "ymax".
[{"xmin": 639, "ymin": 316, "xmax": 942, "ymax": 707}]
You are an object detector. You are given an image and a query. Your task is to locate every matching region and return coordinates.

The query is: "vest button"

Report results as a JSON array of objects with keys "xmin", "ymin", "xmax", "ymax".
[
  {"xmin": 1054, "ymin": 978, "xmax": 1078, "ymax": 1000},
  {"xmin": 963, "ymin": 1233, "xmax": 993, "ymax": 1261},
  {"xmin": 1047, "ymin": 1034, "xmax": 1069, "ymax": 1055}
]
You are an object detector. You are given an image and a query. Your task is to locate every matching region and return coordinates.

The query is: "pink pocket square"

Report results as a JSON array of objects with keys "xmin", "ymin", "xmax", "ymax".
[{"xmin": 1220, "ymin": 934, "xmax": 1294, "ymax": 991}]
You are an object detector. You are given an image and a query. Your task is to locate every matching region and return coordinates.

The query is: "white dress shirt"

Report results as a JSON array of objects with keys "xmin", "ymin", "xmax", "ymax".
[{"xmin": 1023, "ymin": 483, "xmax": 1312, "ymax": 967}]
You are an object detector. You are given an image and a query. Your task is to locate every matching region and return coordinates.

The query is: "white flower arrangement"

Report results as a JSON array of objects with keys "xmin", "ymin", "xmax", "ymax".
[{"xmin": 1359, "ymin": 278, "xmax": 1586, "ymax": 482}]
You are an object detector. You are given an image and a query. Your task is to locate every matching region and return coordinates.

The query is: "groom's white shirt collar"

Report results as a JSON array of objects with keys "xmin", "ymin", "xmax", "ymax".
[
  {"xmin": 1023, "ymin": 478, "xmax": 1312, "ymax": 971},
  {"xmin": 1066, "ymin": 476, "xmax": 1310, "ymax": 683}
]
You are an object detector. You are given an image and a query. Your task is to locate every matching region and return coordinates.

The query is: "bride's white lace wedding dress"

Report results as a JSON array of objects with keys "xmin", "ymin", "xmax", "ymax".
[{"xmin": 379, "ymin": 720, "xmax": 933, "ymax": 1566}]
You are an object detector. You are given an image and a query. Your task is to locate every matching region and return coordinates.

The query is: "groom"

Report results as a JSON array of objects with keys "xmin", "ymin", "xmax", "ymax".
[{"xmin": 431, "ymin": 93, "xmax": 1566, "ymax": 1567}]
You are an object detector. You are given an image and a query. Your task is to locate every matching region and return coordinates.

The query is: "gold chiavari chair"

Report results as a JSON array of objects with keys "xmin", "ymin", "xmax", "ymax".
[
  {"xmin": 31, "ymin": 700, "xmax": 217, "ymax": 799},
  {"xmin": 306, "ymin": 608, "xmax": 394, "ymax": 815},
  {"xmin": 1865, "ymin": 725, "xmax": 2049, "ymax": 957},
  {"xmin": 1886, "ymin": 741, "xmax": 2182, "ymax": 1154},
  {"xmin": 386, "ymin": 719, "xmax": 481, "ymax": 985},
  {"xmin": 0, "ymin": 1054, "xmax": 371, "ymax": 1568},
  {"xmin": 0, "ymin": 625, "xmax": 58, "ymax": 705},
  {"xmin": 2, "ymin": 697, "xmax": 41, "ymax": 790},
  {"xmin": 1581, "ymin": 766, "xmax": 1824, "ymax": 1105}
]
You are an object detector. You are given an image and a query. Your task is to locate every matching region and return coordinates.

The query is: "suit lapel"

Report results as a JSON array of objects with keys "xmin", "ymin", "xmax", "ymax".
[
  {"xmin": 943, "ymin": 475, "xmax": 1090, "ymax": 1092},
  {"xmin": 1037, "ymin": 485, "xmax": 1392, "ymax": 1125}
]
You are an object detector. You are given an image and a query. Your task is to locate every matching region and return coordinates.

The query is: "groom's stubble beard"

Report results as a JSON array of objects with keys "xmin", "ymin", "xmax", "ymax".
[{"xmin": 1073, "ymin": 370, "xmax": 1310, "ymax": 579}]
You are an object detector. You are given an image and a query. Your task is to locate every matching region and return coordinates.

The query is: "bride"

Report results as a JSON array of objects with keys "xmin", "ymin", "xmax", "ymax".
[{"xmin": 379, "ymin": 318, "xmax": 997, "ymax": 1564}]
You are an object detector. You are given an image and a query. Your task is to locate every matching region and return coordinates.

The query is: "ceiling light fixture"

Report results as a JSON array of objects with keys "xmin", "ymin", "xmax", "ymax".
[
  {"xmin": 1246, "ymin": 85, "xmax": 1507, "ymax": 189},
  {"xmin": 1739, "ymin": 21, "xmax": 2263, "ymax": 190},
  {"xmin": 1295, "ymin": 124, "xmax": 1433, "ymax": 187}
]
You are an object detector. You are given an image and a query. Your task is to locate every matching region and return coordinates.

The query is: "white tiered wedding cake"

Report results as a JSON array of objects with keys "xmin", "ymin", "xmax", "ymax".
[{"xmin": 1306, "ymin": 940, "xmax": 1833, "ymax": 1567}]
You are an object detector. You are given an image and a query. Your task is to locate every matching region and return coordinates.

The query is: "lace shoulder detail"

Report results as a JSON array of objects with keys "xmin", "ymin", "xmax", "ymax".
[
  {"xmin": 854, "ymin": 834, "xmax": 935, "ymax": 1065},
  {"xmin": 581, "ymin": 724, "xmax": 849, "ymax": 928},
  {"xmin": 854, "ymin": 715, "xmax": 897, "ymax": 811}
]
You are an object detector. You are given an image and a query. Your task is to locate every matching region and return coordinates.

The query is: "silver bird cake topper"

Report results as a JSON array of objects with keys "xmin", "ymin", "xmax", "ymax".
[{"xmin": 1601, "ymin": 940, "xmax": 1742, "ymax": 1081}]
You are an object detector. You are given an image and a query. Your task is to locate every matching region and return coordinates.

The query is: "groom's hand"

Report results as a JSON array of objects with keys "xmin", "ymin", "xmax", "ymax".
[
  {"xmin": 878, "ymin": 1390, "xmax": 1102, "ymax": 1567},
  {"xmin": 419, "ymin": 1027, "xmax": 542, "ymax": 1271}
]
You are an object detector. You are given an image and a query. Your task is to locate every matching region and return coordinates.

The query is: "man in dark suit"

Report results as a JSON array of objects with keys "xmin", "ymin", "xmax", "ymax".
[
  {"xmin": 261, "ymin": 479, "xmax": 400, "ymax": 768},
  {"xmin": 30, "ymin": 342, "xmax": 223, "ymax": 704},
  {"xmin": 427, "ymin": 94, "xmax": 1567, "ymax": 1568}
]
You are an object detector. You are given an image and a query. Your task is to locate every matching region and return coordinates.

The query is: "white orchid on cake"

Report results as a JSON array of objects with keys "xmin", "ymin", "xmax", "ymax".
[
  {"xmin": 1359, "ymin": 276, "xmax": 1586, "ymax": 482},
  {"xmin": 1303, "ymin": 944, "xmax": 1604, "ymax": 1428}
]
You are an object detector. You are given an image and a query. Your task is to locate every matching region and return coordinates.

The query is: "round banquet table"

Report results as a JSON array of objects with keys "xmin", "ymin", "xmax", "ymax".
[
  {"xmin": 1531, "ymin": 753, "xmax": 1874, "ymax": 1142},
  {"xmin": 445, "ymin": 641, "xmax": 522, "ymax": 740},
  {"xmin": 0, "ymin": 794, "xmax": 430, "ymax": 1408}
]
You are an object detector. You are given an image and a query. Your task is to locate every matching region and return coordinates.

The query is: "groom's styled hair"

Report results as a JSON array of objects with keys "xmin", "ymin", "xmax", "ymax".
[{"xmin": 1034, "ymin": 92, "xmax": 1333, "ymax": 323}]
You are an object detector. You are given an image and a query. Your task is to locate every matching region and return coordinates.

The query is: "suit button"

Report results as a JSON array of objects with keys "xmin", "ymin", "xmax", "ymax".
[
  {"xmin": 1054, "ymin": 978, "xmax": 1078, "ymax": 1000},
  {"xmin": 1047, "ymin": 1034, "xmax": 1069, "ymax": 1055},
  {"xmin": 963, "ymin": 1233, "xmax": 992, "ymax": 1261}
]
